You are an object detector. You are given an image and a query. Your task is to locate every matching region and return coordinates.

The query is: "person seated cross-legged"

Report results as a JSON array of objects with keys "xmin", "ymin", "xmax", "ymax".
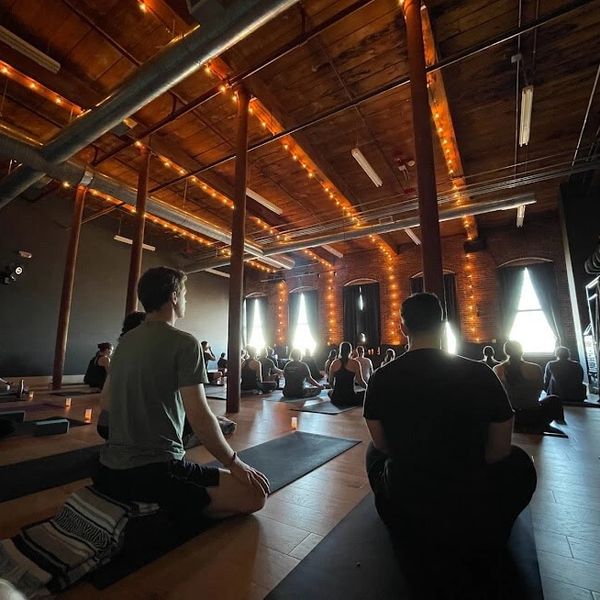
[
  {"xmin": 259, "ymin": 347, "xmax": 283, "ymax": 390},
  {"xmin": 282, "ymin": 349, "xmax": 323, "ymax": 399},
  {"xmin": 544, "ymin": 346, "xmax": 587, "ymax": 403},
  {"xmin": 364, "ymin": 293, "xmax": 536, "ymax": 593},
  {"xmin": 328, "ymin": 341, "xmax": 367, "ymax": 407},
  {"xmin": 494, "ymin": 340, "xmax": 565, "ymax": 429},
  {"xmin": 93, "ymin": 266, "xmax": 269, "ymax": 525},
  {"xmin": 241, "ymin": 347, "xmax": 277, "ymax": 393}
]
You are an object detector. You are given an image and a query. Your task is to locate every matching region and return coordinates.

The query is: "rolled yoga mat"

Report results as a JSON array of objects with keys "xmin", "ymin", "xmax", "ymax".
[
  {"xmin": 266, "ymin": 495, "xmax": 543, "ymax": 600},
  {"xmin": 0, "ymin": 443, "xmax": 104, "ymax": 502},
  {"xmin": 90, "ymin": 432, "xmax": 360, "ymax": 589}
]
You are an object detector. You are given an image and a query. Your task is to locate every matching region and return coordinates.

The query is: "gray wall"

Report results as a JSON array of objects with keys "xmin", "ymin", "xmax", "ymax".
[{"xmin": 0, "ymin": 194, "xmax": 229, "ymax": 376}]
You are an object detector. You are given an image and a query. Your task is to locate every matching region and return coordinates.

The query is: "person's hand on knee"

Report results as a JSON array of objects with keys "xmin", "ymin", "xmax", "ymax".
[{"xmin": 230, "ymin": 455, "xmax": 270, "ymax": 499}]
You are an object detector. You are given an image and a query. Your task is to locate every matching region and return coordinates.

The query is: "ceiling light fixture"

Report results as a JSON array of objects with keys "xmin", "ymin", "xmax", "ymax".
[
  {"xmin": 0, "ymin": 26, "xmax": 61, "ymax": 74},
  {"xmin": 351, "ymin": 148, "xmax": 382, "ymax": 187},
  {"xmin": 114, "ymin": 234, "xmax": 155, "ymax": 252},
  {"xmin": 404, "ymin": 228, "xmax": 421, "ymax": 245},
  {"xmin": 516, "ymin": 204, "xmax": 526, "ymax": 228},
  {"xmin": 246, "ymin": 187, "xmax": 283, "ymax": 215},
  {"xmin": 519, "ymin": 85, "xmax": 534, "ymax": 146}
]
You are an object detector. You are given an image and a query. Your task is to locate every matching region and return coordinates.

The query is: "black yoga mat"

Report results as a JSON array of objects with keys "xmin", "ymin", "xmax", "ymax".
[
  {"xmin": 292, "ymin": 401, "xmax": 359, "ymax": 415},
  {"xmin": 266, "ymin": 495, "xmax": 543, "ymax": 600},
  {"xmin": 14, "ymin": 417, "xmax": 89, "ymax": 437},
  {"xmin": 562, "ymin": 400, "xmax": 600, "ymax": 408},
  {"xmin": 0, "ymin": 444, "xmax": 104, "ymax": 502},
  {"xmin": 514, "ymin": 424, "xmax": 568, "ymax": 438},
  {"xmin": 90, "ymin": 432, "xmax": 360, "ymax": 589}
]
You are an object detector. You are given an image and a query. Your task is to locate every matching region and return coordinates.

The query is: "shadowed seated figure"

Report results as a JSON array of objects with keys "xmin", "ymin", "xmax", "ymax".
[
  {"xmin": 282, "ymin": 349, "xmax": 323, "ymax": 399},
  {"xmin": 544, "ymin": 346, "xmax": 586, "ymax": 402},
  {"xmin": 494, "ymin": 340, "xmax": 565, "ymax": 429},
  {"xmin": 481, "ymin": 345, "xmax": 500, "ymax": 369},
  {"xmin": 364, "ymin": 293, "xmax": 536, "ymax": 589},
  {"xmin": 328, "ymin": 341, "xmax": 367, "ymax": 407},
  {"xmin": 84, "ymin": 342, "xmax": 113, "ymax": 390},
  {"xmin": 241, "ymin": 347, "xmax": 277, "ymax": 393},
  {"xmin": 259, "ymin": 347, "xmax": 283, "ymax": 389}
]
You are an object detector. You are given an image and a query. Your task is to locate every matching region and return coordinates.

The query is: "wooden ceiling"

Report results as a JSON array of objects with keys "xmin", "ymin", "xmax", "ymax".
[{"xmin": 0, "ymin": 0, "xmax": 599, "ymax": 267}]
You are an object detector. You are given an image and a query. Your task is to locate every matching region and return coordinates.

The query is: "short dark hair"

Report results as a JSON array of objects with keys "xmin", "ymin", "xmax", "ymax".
[
  {"xmin": 504, "ymin": 340, "xmax": 523, "ymax": 358},
  {"xmin": 98, "ymin": 342, "xmax": 112, "ymax": 352},
  {"xmin": 556, "ymin": 346, "xmax": 570, "ymax": 360},
  {"xmin": 356, "ymin": 345, "xmax": 365, "ymax": 355},
  {"xmin": 137, "ymin": 267, "xmax": 186, "ymax": 313},
  {"xmin": 483, "ymin": 345, "xmax": 495, "ymax": 357},
  {"xmin": 121, "ymin": 311, "xmax": 145, "ymax": 338},
  {"xmin": 401, "ymin": 293, "xmax": 443, "ymax": 334}
]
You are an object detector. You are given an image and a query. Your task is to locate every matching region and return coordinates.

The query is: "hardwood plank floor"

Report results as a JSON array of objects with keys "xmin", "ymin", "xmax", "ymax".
[{"xmin": 2, "ymin": 388, "xmax": 600, "ymax": 599}]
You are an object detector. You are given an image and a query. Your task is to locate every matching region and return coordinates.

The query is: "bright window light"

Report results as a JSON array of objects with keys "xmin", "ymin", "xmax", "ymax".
[
  {"xmin": 509, "ymin": 268, "xmax": 556, "ymax": 353},
  {"xmin": 248, "ymin": 298, "xmax": 266, "ymax": 350},
  {"xmin": 292, "ymin": 293, "xmax": 317, "ymax": 354},
  {"xmin": 445, "ymin": 322, "xmax": 457, "ymax": 354}
]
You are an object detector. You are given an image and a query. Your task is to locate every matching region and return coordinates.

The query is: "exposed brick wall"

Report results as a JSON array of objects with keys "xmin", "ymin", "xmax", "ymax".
[{"xmin": 245, "ymin": 214, "xmax": 575, "ymax": 351}]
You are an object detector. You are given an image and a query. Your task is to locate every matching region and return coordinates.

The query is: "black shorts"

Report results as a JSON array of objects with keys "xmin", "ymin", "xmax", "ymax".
[{"xmin": 93, "ymin": 459, "xmax": 220, "ymax": 521}]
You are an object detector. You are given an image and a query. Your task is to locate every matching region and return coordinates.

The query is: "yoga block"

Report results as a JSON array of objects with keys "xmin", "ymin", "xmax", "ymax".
[
  {"xmin": 0, "ymin": 410, "xmax": 26, "ymax": 423},
  {"xmin": 34, "ymin": 419, "xmax": 70, "ymax": 436}
]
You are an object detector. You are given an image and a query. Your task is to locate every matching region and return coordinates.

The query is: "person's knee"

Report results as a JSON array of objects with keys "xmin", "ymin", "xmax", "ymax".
[{"xmin": 241, "ymin": 485, "xmax": 267, "ymax": 514}]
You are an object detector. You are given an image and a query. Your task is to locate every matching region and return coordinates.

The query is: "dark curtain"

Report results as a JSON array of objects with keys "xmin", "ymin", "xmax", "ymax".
[
  {"xmin": 343, "ymin": 285, "xmax": 359, "ymax": 344},
  {"xmin": 527, "ymin": 263, "xmax": 563, "ymax": 345},
  {"xmin": 498, "ymin": 267, "xmax": 525, "ymax": 340},
  {"xmin": 410, "ymin": 274, "xmax": 459, "ymax": 331},
  {"xmin": 343, "ymin": 283, "xmax": 380, "ymax": 346}
]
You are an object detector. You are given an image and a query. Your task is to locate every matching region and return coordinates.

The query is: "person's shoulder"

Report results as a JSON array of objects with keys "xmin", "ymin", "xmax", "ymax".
[{"xmin": 169, "ymin": 327, "xmax": 201, "ymax": 350}]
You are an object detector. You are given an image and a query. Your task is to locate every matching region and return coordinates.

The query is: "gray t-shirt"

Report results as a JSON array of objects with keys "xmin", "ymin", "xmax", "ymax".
[
  {"xmin": 100, "ymin": 321, "xmax": 208, "ymax": 470},
  {"xmin": 283, "ymin": 360, "xmax": 311, "ymax": 397}
]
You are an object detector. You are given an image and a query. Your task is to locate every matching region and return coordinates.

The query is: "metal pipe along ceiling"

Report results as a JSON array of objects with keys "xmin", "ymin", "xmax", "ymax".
[
  {"xmin": 0, "ymin": 0, "xmax": 299, "ymax": 207},
  {"xmin": 186, "ymin": 194, "xmax": 536, "ymax": 273},
  {"xmin": 0, "ymin": 130, "xmax": 295, "ymax": 270}
]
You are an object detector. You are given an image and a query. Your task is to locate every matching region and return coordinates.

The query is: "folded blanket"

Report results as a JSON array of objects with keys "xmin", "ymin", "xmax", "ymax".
[{"xmin": 0, "ymin": 486, "xmax": 158, "ymax": 597}]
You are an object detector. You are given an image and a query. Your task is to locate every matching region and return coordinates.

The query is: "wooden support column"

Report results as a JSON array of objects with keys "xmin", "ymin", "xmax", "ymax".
[
  {"xmin": 403, "ymin": 0, "xmax": 445, "ymax": 301},
  {"xmin": 226, "ymin": 88, "xmax": 250, "ymax": 413},
  {"xmin": 52, "ymin": 185, "xmax": 87, "ymax": 390},
  {"xmin": 125, "ymin": 146, "xmax": 151, "ymax": 315}
]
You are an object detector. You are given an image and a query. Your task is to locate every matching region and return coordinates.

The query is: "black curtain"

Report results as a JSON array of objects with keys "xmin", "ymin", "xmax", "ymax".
[
  {"xmin": 410, "ymin": 274, "xmax": 459, "ymax": 331},
  {"xmin": 343, "ymin": 283, "xmax": 380, "ymax": 346},
  {"xmin": 498, "ymin": 267, "xmax": 525, "ymax": 340},
  {"xmin": 527, "ymin": 262, "xmax": 562, "ymax": 345}
]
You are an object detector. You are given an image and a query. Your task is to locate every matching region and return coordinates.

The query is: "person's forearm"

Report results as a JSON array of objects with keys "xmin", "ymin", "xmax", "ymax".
[
  {"xmin": 191, "ymin": 413, "xmax": 235, "ymax": 466},
  {"xmin": 309, "ymin": 377, "xmax": 322, "ymax": 387}
]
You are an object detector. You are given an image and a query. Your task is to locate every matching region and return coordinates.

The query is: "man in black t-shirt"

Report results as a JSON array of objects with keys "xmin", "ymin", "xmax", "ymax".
[{"xmin": 364, "ymin": 293, "xmax": 536, "ymax": 556}]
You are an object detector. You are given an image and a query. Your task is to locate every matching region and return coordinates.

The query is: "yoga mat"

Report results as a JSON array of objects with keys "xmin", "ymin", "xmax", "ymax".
[
  {"xmin": 266, "ymin": 495, "xmax": 543, "ymax": 600},
  {"xmin": 14, "ymin": 417, "xmax": 89, "ymax": 437},
  {"xmin": 562, "ymin": 400, "xmax": 600, "ymax": 408},
  {"xmin": 0, "ymin": 444, "xmax": 104, "ymax": 502},
  {"xmin": 50, "ymin": 390, "xmax": 98, "ymax": 397},
  {"xmin": 514, "ymin": 425, "xmax": 568, "ymax": 438},
  {"xmin": 90, "ymin": 432, "xmax": 360, "ymax": 589},
  {"xmin": 1, "ymin": 403, "xmax": 59, "ymax": 414},
  {"xmin": 292, "ymin": 401, "xmax": 359, "ymax": 415}
]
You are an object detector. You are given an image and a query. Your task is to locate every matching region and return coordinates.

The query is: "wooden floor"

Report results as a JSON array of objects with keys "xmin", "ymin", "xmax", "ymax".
[{"xmin": 2, "ymin": 387, "xmax": 600, "ymax": 599}]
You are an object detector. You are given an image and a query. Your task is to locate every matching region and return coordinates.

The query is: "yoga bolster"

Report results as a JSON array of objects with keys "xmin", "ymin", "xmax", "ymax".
[
  {"xmin": 34, "ymin": 419, "xmax": 70, "ymax": 436},
  {"xmin": 0, "ymin": 410, "xmax": 26, "ymax": 423}
]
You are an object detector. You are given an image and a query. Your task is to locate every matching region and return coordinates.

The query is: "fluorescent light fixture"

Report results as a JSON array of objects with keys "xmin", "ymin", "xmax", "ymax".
[
  {"xmin": 404, "ymin": 228, "xmax": 421, "ymax": 245},
  {"xmin": 351, "ymin": 148, "xmax": 382, "ymax": 187},
  {"xmin": 519, "ymin": 85, "xmax": 534, "ymax": 147},
  {"xmin": 205, "ymin": 268, "xmax": 230, "ymax": 278},
  {"xmin": 516, "ymin": 204, "xmax": 526, "ymax": 228},
  {"xmin": 0, "ymin": 26, "xmax": 61, "ymax": 74},
  {"xmin": 321, "ymin": 244, "xmax": 343, "ymax": 258},
  {"xmin": 246, "ymin": 187, "xmax": 283, "ymax": 215},
  {"xmin": 114, "ymin": 234, "xmax": 155, "ymax": 252}
]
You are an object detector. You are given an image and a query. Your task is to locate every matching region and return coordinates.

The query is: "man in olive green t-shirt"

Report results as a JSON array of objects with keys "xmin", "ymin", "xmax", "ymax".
[{"xmin": 94, "ymin": 266, "xmax": 269, "ymax": 521}]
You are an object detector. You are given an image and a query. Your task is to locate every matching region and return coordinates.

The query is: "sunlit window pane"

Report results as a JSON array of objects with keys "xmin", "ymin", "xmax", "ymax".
[
  {"xmin": 509, "ymin": 267, "xmax": 556, "ymax": 353},
  {"xmin": 292, "ymin": 293, "xmax": 317, "ymax": 354},
  {"xmin": 445, "ymin": 322, "xmax": 457, "ymax": 354},
  {"xmin": 248, "ymin": 299, "xmax": 266, "ymax": 350}
]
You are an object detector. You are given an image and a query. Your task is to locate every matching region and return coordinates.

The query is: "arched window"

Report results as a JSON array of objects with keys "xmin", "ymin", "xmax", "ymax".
[
  {"xmin": 343, "ymin": 282, "xmax": 380, "ymax": 346},
  {"xmin": 248, "ymin": 298, "xmax": 267, "ymax": 350},
  {"xmin": 290, "ymin": 292, "xmax": 317, "ymax": 353}
]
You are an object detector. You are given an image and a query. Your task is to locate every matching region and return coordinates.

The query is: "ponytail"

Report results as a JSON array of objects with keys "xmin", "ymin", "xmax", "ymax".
[{"xmin": 339, "ymin": 341, "xmax": 352, "ymax": 367}]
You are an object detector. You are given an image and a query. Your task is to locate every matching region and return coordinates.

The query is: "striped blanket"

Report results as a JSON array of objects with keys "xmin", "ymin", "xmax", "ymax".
[{"xmin": 0, "ymin": 486, "xmax": 158, "ymax": 597}]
